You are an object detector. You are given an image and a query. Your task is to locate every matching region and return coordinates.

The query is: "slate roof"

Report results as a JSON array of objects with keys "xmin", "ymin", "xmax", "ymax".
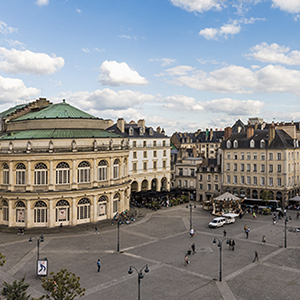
[
  {"xmin": 0, "ymin": 104, "xmax": 27, "ymax": 118},
  {"xmin": 0, "ymin": 129, "xmax": 120, "ymax": 140},
  {"xmin": 173, "ymin": 130, "xmax": 224, "ymax": 144},
  {"xmin": 107, "ymin": 123, "xmax": 168, "ymax": 138},
  {"xmin": 12, "ymin": 100, "xmax": 98, "ymax": 121}
]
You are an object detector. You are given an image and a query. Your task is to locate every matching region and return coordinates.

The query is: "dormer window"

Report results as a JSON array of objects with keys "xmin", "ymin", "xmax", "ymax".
[
  {"xmin": 260, "ymin": 139, "xmax": 265, "ymax": 148},
  {"xmin": 250, "ymin": 139, "xmax": 255, "ymax": 148},
  {"xmin": 294, "ymin": 139, "xmax": 299, "ymax": 148},
  {"xmin": 233, "ymin": 140, "xmax": 238, "ymax": 148},
  {"xmin": 149, "ymin": 128, "xmax": 153, "ymax": 135},
  {"xmin": 226, "ymin": 140, "xmax": 231, "ymax": 149},
  {"xmin": 129, "ymin": 127, "xmax": 133, "ymax": 136},
  {"xmin": 139, "ymin": 128, "xmax": 144, "ymax": 135}
]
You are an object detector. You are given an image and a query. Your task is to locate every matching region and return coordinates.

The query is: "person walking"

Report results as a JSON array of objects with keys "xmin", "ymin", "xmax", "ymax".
[
  {"xmin": 184, "ymin": 255, "xmax": 190, "ymax": 266},
  {"xmin": 231, "ymin": 239, "xmax": 235, "ymax": 251},
  {"xmin": 228, "ymin": 239, "xmax": 232, "ymax": 250},
  {"xmin": 246, "ymin": 227, "xmax": 250, "ymax": 239},
  {"xmin": 97, "ymin": 259, "xmax": 101, "ymax": 272},
  {"xmin": 190, "ymin": 228, "xmax": 194, "ymax": 237},
  {"xmin": 262, "ymin": 235, "xmax": 266, "ymax": 244},
  {"xmin": 223, "ymin": 229, "xmax": 227, "ymax": 237},
  {"xmin": 191, "ymin": 243, "xmax": 196, "ymax": 254},
  {"xmin": 94, "ymin": 226, "xmax": 99, "ymax": 234},
  {"xmin": 253, "ymin": 250, "xmax": 259, "ymax": 262}
]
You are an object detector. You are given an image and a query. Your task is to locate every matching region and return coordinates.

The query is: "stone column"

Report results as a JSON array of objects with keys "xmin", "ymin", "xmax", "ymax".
[
  {"xmin": 26, "ymin": 161, "xmax": 32, "ymax": 192},
  {"xmin": 93, "ymin": 158, "xmax": 97, "ymax": 188},
  {"xmin": 71, "ymin": 160, "xmax": 77, "ymax": 189},
  {"xmin": 49, "ymin": 199, "xmax": 55, "ymax": 227},
  {"xmin": 71, "ymin": 198, "xmax": 77, "ymax": 226},
  {"xmin": 92, "ymin": 195, "xmax": 98, "ymax": 222},
  {"xmin": 8, "ymin": 161, "xmax": 13, "ymax": 192},
  {"xmin": 8, "ymin": 199, "xmax": 14, "ymax": 227},
  {"xmin": 49, "ymin": 160, "xmax": 54, "ymax": 191},
  {"xmin": 26, "ymin": 201, "xmax": 33, "ymax": 228}
]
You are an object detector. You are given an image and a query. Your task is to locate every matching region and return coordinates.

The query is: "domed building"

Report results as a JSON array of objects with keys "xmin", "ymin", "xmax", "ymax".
[{"xmin": 0, "ymin": 98, "xmax": 131, "ymax": 228}]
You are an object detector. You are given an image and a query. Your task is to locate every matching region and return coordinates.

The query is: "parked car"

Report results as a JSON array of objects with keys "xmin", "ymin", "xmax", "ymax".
[
  {"xmin": 223, "ymin": 213, "xmax": 237, "ymax": 224},
  {"xmin": 208, "ymin": 217, "xmax": 226, "ymax": 228}
]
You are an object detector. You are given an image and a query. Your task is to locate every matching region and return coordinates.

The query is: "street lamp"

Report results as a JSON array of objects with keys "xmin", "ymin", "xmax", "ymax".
[
  {"xmin": 284, "ymin": 215, "xmax": 292, "ymax": 248},
  {"xmin": 117, "ymin": 218, "xmax": 123, "ymax": 253},
  {"xmin": 213, "ymin": 237, "xmax": 229, "ymax": 282},
  {"xmin": 29, "ymin": 234, "xmax": 44, "ymax": 261},
  {"xmin": 128, "ymin": 264, "xmax": 149, "ymax": 300},
  {"xmin": 186, "ymin": 203, "xmax": 196, "ymax": 231}
]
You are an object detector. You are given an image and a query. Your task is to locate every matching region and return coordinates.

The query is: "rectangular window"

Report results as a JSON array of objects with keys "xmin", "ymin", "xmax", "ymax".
[
  {"xmin": 34, "ymin": 170, "xmax": 48, "ymax": 185},
  {"xmin": 261, "ymin": 177, "xmax": 265, "ymax": 186},
  {"xmin": 247, "ymin": 164, "xmax": 251, "ymax": 172},
  {"xmin": 133, "ymin": 162, "xmax": 137, "ymax": 171},
  {"xmin": 3, "ymin": 170, "xmax": 9, "ymax": 184},
  {"xmin": 227, "ymin": 163, "xmax": 230, "ymax": 171},
  {"xmin": 226, "ymin": 175, "xmax": 230, "ymax": 184},
  {"xmin": 247, "ymin": 153, "xmax": 251, "ymax": 160},
  {"xmin": 133, "ymin": 151, "xmax": 137, "ymax": 159},
  {"xmin": 143, "ymin": 151, "xmax": 147, "ymax": 158},
  {"xmin": 153, "ymin": 161, "xmax": 157, "ymax": 170},
  {"xmin": 208, "ymin": 184, "xmax": 211, "ymax": 190},
  {"xmin": 233, "ymin": 175, "xmax": 237, "ymax": 184},
  {"xmin": 163, "ymin": 150, "xmax": 166, "ymax": 156},
  {"xmin": 178, "ymin": 180, "xmax": 182, "ymax": 187},
  {"xmin": 199, "ymin": 174, "xmax": 202, "ymax": 181},
  {"xmin": 253, "ymin": 164, "xmax": 257, "ymax": 172},
  {"xmin": 143, "ymin": 141, "xmax": 147, "ymax": 147},
  {"xmin": 233, "ymin": 163, "xmax": 237, "ymax": 171},
  {"xmin": 261, "ymin": 153, "xmax": 265, "ymax": 160},
  {"xmin": 277, "ymin": 165, "xmax": 281, "ymax": 173},
  {"xmin": 234, "ymin": 153, "xmax": 238, "ymax": 160},
  {"xmin": 241, "ymin": 153, "xmax": 245, "ymax": 160},
  {"xmin": 277, "ymin": 178, "xmax": 282, "ymax": 187},
  {"xmin": 163, "ymin": 140, "xmax": 166, "ymax": 147},
  {"xmin": 277, "ymin": 153, "xmax": 281, "ymax": 160},
  {"xmin": 143, "ymin": 162, "xmax": 147, "ymax": 171},
  {"xmin": 253, "ymin": 176, "xmax": 257, "ymax": 185},
  {"xmin": 133, "ymin": 141, "xmax": 136, "ymax": 148},
  {"xmin": 113, "ymin": 200, "xmax": 118, "ymax": 213},
  {"xmin": 269, "ymin": 153, "xmax": 273, "ymax": 160},
  {"xmin": 208, "ymin": 175, "xmax": 211, "ymax": 181},
  {"xmin": 153, "ymin": 150, "xmax": 157, "ymax": 157},
  {"xmin": 269, "ymin": 177, "xmax": 273, "ymax": 186},
  {"xmin": 253, "ymin": 153, "xmax": 257, "ymax": 160},
  {"xmin": 153, "ymin": 140, "xmax": 157, "ymax": 147},
  {"xmin": 269, "ymin": 164, "xmax": 273, "ymax": 173},
  {"xmin": 199, "ymin": 183, "xmax": 203, "ymax": 189},
  {"xmin": 215, "ymin": 175, "xmax": 218, "ymax": 181},
  {"xmin": 191, "ymin": 169, "xmax": 195, "ymax": 177},
  {"xmin": 247, "ymin": 176, "xmax": 251, "ymax": 185},
  {"xmin": 215, "ymin": 184, "xmax": 218, "ymax": 191},
  {"xmin": 241, "ymin": 164, "xmax": 245, "ymax": 172},
  {"xmin": 113, "ymin": 165, "xmax": 119, "ymax": 179},
  {"xmin": 56, "ymin": 169, "xmax": 69, "ymax": 185},
  {"xmin": 241, "ymin": 176, "xmax": 245, "ymax": 184},
  {"xmin": 261, "ymin": 164, "xmax": 265, "ymax": 172},
  {"xmin": 227, "ymin": 153, "xmax": 231, "ymax": 159},
  {"xmin": 16, "ymin": 170, "xmax": 26, "ymax": 185},
  {"xmin": 163, "ymin": 160, "xmax": 166, "ymax": 168}
]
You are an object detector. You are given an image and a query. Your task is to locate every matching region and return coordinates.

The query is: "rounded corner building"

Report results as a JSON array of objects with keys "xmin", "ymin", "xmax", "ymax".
[{"xmin": 0, "ymin": 98, "xmax": 131, "ymax": 228}]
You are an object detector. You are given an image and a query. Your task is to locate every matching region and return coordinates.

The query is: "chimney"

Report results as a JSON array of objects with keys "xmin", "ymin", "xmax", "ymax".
[
  {"xmin": 224, "ymin": 127, "xmax": 232, "ymax": 139},
  {"xmin": 156, "ymin": 126, "xmax": 161, "ymax": 134},
  {"xmin": 247, "ymin": 126, "xmax": 254, "ymax": 139},
  {"xmin": 210, "ymin": 128, "xmax": 213, "ymax": 141},
  {"xmin": 254, "ymin": 123, "xmax": 258, "ymax": 130},
  {"xmin": 137, "ymin": 119, "xmax": 145, "ymax": 130},
  {"xmin": 268, "ymin": 123, "xmax": 275, "ymax": 146},
  {"xmin": 117, "ymin": 118, "xmax": 125, "ymax": 133},
  {"xmin": 161, "ymin": 128, "xmax": 165, "ymax": 135}
]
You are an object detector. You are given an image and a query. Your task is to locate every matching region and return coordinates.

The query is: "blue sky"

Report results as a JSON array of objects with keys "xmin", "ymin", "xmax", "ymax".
[{"xmin": 1, "ymin": 0, "xmax": 300, "ymax": 135}]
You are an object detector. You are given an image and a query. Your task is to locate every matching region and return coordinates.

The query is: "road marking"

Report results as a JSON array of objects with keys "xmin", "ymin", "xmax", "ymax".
[{"xmin": 216, "ymin": 281, "xmax": 237, "ymax": 300}]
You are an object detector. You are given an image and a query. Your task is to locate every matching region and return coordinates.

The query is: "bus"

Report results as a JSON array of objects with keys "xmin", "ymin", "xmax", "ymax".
[{"xmin": 242, "ymin": 198, "xmax": 281, "ymax": 211}]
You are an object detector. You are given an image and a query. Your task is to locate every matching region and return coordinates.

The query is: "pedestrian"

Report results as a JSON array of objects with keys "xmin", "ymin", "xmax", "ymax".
[
  {"xmin": 184, "ymin": 255, "xmax": 190, "ymax": 266},
  {"xmin": 262, "ymin": 235, "xmax": 266, "ymax": 244},
  {"xmin": 94, "ymin": 226, "xmax": 99, "ymax": 234},
  {"xmin": 231, "ymin": 239, "xmax": 235, "ymax": 251},
  {"xmin": 273, "ymin": 217, "xmax": 276, "ymax": 225},
  {"xmin": 97, "ymin": 259, "xmax": 101, "ymax": 272},
  {"xmin": 246, "ymin": 227, "xmax": 250, "ymax": 239},
  {"xmin": 253, "ymin": 212, "xmax": 256, "ymax": 219},
  {"xmin": 253, "ymin": 250, "xmax": 259, "ymax": 262},
  {"xmin": 244, "ymin": 224, "xmax": 247, "ymax": 232},
  {"xmin": 228, "ymin": 239, "xmax": 232, "ymax": 250},
  {"xmin": 191, "ymin": 243, "xmax": 196, "ymax": 254},
  {"xmin": 190, "ymin": 228, "xmax": 194, "ymax": 237},
  {"xmin": 223, "ymin": 229, "xmax": 227, "ymax": 237}
]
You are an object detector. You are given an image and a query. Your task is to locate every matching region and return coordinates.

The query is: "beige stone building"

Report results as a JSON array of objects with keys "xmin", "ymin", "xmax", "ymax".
[
  {"xmin": 0, "ymin": 98, "xmax": 131, "ymax": 228},
  {"xmin": 221, "ymin": 123, "xmax": 300, "ymax": 206}
]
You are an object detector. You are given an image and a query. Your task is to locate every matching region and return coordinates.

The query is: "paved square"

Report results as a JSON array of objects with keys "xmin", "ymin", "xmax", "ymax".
[{"xmin": 0, "ymin": 205, "xmax": 299, "ymax": 299}]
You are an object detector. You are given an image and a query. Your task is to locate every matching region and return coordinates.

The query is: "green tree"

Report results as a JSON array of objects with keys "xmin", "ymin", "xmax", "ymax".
[
  {"xmin": 260, "ymin": 190, "xmax": 273, "ymax": 202},
  {"xmin": 37, "ymin": 269, "xmax": 85, "ymax": 300},
  {"xmin": 1, "ymin": 276, "xmax": 31, "ymax": 300},
  {"xmin": 0, "ymin": 252, "xmax": 6, "ymax": 266}
]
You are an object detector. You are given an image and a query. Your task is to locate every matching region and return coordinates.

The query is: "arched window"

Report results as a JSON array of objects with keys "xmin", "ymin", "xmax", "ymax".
[
  {"xmin": 78, "ymin": 161, "xmax": 90, "ymax": 183},
  {"xmin": 56, "ymin": 200, "xmax": 70, "ymax": 222},
  {"xmin": 129, "ymin": 127, "xmax": 133, "ymax": 136},
  {"xmin": 2, "ymin": 200, "xmax": 8, "ymax": 221},
  {"xmin": 250, "ymin": 139, "xmax": 255, "ymax": 148},
  {"xmin": 233, "ymin": 140, "xmax": 238, "ymax": 148},
  {"xmin": 3, "ymin": 163, "xmax": 9, "ymax": 185},
  {"xmin": 113, "ymin": 159, "xmax": 119, "ymax": 179},
  {"xmin": 113, "ymin": 193, "xmax": 119, "ymax": 213},
  {"xmin": 16, "ymin": 201, "xmax": 25, "ymax": 223},
  {"xmin": 34, "ymin": 201, "xmax": 47, "ymax": 223},
  {"xmin": 34, "ymin": 163, "xmax": 48, "ymax": 185},
  {"xmin": 260, "ymin": 139, "xmax": 265, "ymax": 148},
  {"xmin": 226, "ymin": 140, "xmax": 231, "ymax": 149},
  {"xmin": 77, "ymin": 198, "xmax": 90, "ymax": 220},
  {"xmin": 56, "ymin": 162, "xmax": 70, "ymax": 184},
  {"xmin": 16, "ymin": 163, "xmax": 26, "ymax": 185},
  {"xmin": 98, "ymin": 195, "xmax": 107, "ymax": 216},
  {"xmin": 98, "ymin": 160, "xmax": 107, "ymax": 181}
]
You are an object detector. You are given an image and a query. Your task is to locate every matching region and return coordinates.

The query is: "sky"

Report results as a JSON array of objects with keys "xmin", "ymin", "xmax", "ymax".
[{"xmin": 1, "ymin": 0, "xmax": 300, "ymax": 135}]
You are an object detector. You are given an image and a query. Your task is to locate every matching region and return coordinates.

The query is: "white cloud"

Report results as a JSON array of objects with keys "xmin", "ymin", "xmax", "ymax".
[
  {"xmin": 118, "ymin": 35, "xmax": 132, "ymax": 39},
  {"xmin": 82, "ymin": 48, "xmax": 90, "ymax": 53},
  {"xmin": 271, "ymin": 0, "xmax": 300, "ymax": 13},
  {"xmin": 98, "ymin": 60, "xmax": 149, "ymax": 86},
  {"xmin": 166, "ymin": 64, "xmax": 300, "ymax": 96},
  {"xmin": 169, "ymin": 0, "xmax": 225, "ymax": 13},
  {"xmin": 246, "ymin": 42, "xmax": 300, "ymax": 65},
  {"xmin": 0, "ymin": 47, "xmax": 65, "ymax": 75},
  {"xmin": 76, "ymin": 9, "xmax": 82, "ymax": 13},
  {"xmin": 0, "ymin": 21, "xmax": 17, "ymax": 35},
  {"xmin": 55, "ymin": 88, "xmax": 154, "ymax": 111},
  {"xmin": 165, "ymin": 65, "xmax": 195, "ymax": 76},
  {"xmin": 0, "ymin": 76, "xmax": 40, "ymax": 103},
  {"xmin": 5, "ymin": 40, "xmax": 25, "ymax": 49},
  {"xmin": 204, "ymin": 98, "xmax": 265, "ymax": 115},
  {"xmin": 161, "ymin": 95, "xmax": 204, "ymax": 112},
  {"xmin": 199, "ymin": 18, "xmax": 264, "ymax": 40},
  {"xmin": 35, "ymin": 0, "xmax": 49, "ymax": 7},
  {"xmin": 150, "ymin": 58, "xmax": 177, "ymax": 66}
]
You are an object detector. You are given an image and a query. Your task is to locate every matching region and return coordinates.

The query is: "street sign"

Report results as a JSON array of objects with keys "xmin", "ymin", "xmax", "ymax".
[{"xmin": 37, "ymin": 258, "xmax": 48, "ymax": 276}]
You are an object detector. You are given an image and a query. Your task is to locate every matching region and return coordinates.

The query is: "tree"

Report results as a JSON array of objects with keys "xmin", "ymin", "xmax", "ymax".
[
  {"xmin": 1, "ymin": 276, "xmax": 31, "ymax": 300},
  {"xmin": 0, "ymin": 252, "xmax": 6, "ymax": 266},
  {"xmin": 261, "ymin": 190, "xmax": 273, "ymax": 202},
  {"xmin": 36, "ymin": 269, "xmax": 85, "ymax": 300}
]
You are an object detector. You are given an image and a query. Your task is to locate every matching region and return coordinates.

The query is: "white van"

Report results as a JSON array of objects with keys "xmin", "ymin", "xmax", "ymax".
[
  {"xmin": 209, "ymin": 217, "xmax": 226, "ymax": 228},
  {"xmin": 223, "ymin": 213, "xmax": 237, "ymax": 224}
]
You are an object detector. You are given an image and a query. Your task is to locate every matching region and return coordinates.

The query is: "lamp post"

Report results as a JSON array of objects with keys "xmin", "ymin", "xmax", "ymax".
[
  {"xmin": 213, "ymin": 237, "xmax": 229, "ymax": 282},
  {"xmin": 29, "ymin": 234, "xmax": 44, "ymax": 261},
  {"xmin": 128, "ymin": 264, "xmax": 149, "ymax": 300},
  {"xmin": 186, "ymin": 203, "xmax": 196, "ymax": 231},
  {"xmin": 284, "ymin": 216, "xmax": 292, "ymax": 248},
  {"xmin": 117, "ymin": 218, "xmax": 123, "ymax": 253}
]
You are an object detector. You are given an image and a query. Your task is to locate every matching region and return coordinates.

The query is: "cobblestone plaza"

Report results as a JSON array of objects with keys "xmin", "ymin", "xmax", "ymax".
[{"xmin": 0, "ymin": 205, "xmax": 299, "ymax": 299}]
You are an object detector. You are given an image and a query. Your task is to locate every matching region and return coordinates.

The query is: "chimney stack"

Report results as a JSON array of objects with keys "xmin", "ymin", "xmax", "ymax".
[
  {"xmin": 247, "ymin": 126, "xmax": 254, "ymax": 138},
  {"xmin": 137, "ymin": 119, "xmax": 145, "ymax": 130},
  {"xmin": 224, "ymin": 127, "xmax": 232, "ymax": 139},
  {"xmin": 117, "ymin": 118, "xmax": 125, "ymax": 133},
  {"xmin": 156, "ymin": 126, "xmax": 161, "ymax": 134},
  {"xmin": 268, "ymin": 123, "xmax": 275, "ymax": 146}
]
